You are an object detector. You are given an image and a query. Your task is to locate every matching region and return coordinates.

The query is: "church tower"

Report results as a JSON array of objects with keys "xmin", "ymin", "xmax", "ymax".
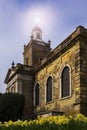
[
  {"xmin": 23, "ymin": 25, "xmax": 51, "ymax": 66},
  {"xmin": 4, "ymin": 25, "xmax": 51, "ymax": 119}
]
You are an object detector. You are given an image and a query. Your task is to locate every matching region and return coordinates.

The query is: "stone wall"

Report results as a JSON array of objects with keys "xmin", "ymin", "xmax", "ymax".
[
  {"xmin": 23, "ymin": 39, "xmax": 50, "ymax": 66},
  {"xmin": 22, "ymin": 80, "xmax": 33, "ymax": 119},
  {"xmin": 23, "ymin": 43, "xmax": 33, "ymax": 66},
  {"xmin": 34, "ymin": 41, "xmax": 81, "ymax": 116},
  {"xmin": 80, "ymin": 39, "xmax": 87, "ymax": 116},
  {"xmin": 32, "ymin": 42, "xmax": 50, "ymax": 66}
]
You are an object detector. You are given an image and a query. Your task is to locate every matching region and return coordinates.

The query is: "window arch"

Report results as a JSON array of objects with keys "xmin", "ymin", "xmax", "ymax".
[
  {"xmin": 61, "ymin": 66, "xmax": 70, "ymax": 98},
  {"xmin": 46, "ymin": 76, "xmax": 52, "ymax": 102},
  {"xmin": 35, "ymin": 83, "xmax": 39, "ymax": 106}
]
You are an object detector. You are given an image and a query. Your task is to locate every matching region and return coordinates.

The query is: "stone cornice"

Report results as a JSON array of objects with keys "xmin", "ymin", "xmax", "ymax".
[{"xmin": 4, "ymin": 63, "xmax": 34, "ymax": 84}]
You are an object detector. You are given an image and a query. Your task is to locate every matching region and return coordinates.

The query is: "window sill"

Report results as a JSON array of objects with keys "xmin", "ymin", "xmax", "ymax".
[
  {"xmin": 45, "ymin": 100, "xmax": 54, "ymax": 105},
  {"xmin": 34, "ymin": 104, "xmax": 41, "ymax": 108},
  {"xmin": 59, "ymin": 95, "xmax": 71, "ymax": 100}
]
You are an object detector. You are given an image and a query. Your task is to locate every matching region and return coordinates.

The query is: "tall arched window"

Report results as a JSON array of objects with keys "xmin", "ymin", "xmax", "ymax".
[
  {"xmin": 61, "ymin": 66, "xmax": 70, "ymax": 98},
  {"xmin": 46, "ymin": 76, "xmax": 52, "ymax": 102},
  {"xmin": 35, "ymin": 83, "xmax": 39, "ymax": 106}
]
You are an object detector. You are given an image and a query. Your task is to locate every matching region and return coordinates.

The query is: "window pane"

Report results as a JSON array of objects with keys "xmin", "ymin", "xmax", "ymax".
[
  {"xmin": 35, "ymin": 83, "xmax": 39, "ymax": 106},
  {"xmin": 61, "ymin": 67, "xmax": 70, "ymax": 97},
  {"xmin": 46, "ymin": 76, "xmax": 52, "ymax": 102}
]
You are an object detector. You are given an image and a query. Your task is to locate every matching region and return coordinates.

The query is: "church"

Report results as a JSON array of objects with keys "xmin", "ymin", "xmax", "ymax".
[{"xmin": 4, "ymin": 25, "xmax": 87, "ymax": 119}]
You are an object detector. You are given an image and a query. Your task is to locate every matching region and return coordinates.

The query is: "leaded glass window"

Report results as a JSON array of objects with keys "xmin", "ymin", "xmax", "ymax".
[
  {"xmin": 61, "ymin": 66, "xmax": 70, "ymax": 98},
  {"xmin": 46, "ymin": 76, "xmax": 52, "ymax": 102},
  {"xmin": 35, "ymin": 83, "xmax": 39, "ymax": 106}
]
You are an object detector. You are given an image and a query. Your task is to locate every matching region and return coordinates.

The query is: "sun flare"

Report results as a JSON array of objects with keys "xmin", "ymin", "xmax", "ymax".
[{"xmin": 35, "ymin": 18, "xmax": 40, "ymax": 25}]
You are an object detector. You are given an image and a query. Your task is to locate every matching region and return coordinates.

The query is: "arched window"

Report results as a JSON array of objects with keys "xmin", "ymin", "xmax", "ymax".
[
  {"xmin": 46, "ymin": 76, "xmax": 52, "ymax": 102},
  {"xmin": 35, "ymin": 83, "xmax": 39, "ymax": 106},
  {"xmin": 61, "ymin": 66, "xmax": 70, "ymax": 98}
]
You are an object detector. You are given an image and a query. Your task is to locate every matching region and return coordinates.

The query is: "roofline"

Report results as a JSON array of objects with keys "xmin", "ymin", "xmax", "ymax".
[
  {"xmin": 4, "ymin": 63, "xmax": 34, "ymax": 84},
  {"xmin": 34, "ymin": 25, "xmax": 87, "ymax": 72}
]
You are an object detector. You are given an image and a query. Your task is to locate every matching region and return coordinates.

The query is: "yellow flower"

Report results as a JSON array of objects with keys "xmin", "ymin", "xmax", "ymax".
[{"xmin": 76, "ymin": 114, "xmax": 87, "ymax": 122}]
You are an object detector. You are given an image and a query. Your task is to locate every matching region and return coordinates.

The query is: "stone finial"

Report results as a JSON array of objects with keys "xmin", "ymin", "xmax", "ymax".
[
  {"xmin": 11, "ymin": 61, "xmax": 15, "ymax": 68},
  {"xmin": 31, "ymin": 35, "xmax": 33, "ymax": 40},
  {"xmin": 48, "ymin": 40, "xmax": 51, "ymax": 44},
  {"xmin": 24, "ymin": 45, "xmax": 26, "ymax": 48},
  {"xmin": 76, "ymin": 25, "xmax": 84, "ymax": 32}
]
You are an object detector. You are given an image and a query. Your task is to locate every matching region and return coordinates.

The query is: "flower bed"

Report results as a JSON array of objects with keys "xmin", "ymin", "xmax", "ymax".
[{"xmin": 0, "ymin": 114, "xmax": 87, "ymax": 130}]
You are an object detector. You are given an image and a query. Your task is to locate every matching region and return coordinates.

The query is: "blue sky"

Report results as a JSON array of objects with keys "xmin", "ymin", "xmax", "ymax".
[{"xmin": 0, "ymin": 0, "xmax": 87, "ymax": 92}]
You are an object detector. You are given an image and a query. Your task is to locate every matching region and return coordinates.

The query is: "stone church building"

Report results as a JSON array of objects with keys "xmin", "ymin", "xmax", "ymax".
[{"xmin": 4, "ymin": 25, "xmax": 87, "ymax": 118}]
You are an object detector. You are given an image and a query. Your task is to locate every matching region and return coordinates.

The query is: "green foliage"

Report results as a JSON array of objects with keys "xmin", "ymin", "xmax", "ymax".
[
  {"xmin": 0, "ymin": 93, "xmax": 25, "ymax": 122},
  {"xmin": 0, "ymin": 114, "xmax": 87, "ymax": 130}
]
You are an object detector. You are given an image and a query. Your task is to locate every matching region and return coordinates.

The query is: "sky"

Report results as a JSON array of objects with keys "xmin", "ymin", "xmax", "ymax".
[{"xmin": 0, "ymin": 0, "xmax": 87, "ymax": 92}]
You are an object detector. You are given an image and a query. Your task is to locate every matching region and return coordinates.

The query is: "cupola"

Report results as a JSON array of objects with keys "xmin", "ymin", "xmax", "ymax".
[{"xmin": 31, "ymin": 25, "xmax": 42, "ymax": 41}]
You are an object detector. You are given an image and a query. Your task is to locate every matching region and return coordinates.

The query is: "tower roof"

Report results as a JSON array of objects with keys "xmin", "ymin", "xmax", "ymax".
[{"xmin": 32, "ymin": 25, "xmax": 42, "ymax": 33}]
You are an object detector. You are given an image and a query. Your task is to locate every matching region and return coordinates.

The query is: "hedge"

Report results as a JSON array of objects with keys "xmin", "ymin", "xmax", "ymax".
[{"xmin": 0, "ymin": 93, "xmax": 25, "ymax": 122}]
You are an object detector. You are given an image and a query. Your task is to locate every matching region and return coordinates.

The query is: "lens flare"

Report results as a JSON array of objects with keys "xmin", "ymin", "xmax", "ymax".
[{"xmin": 35, "ymin": 18, "xmax": 40, "ymax": 25}]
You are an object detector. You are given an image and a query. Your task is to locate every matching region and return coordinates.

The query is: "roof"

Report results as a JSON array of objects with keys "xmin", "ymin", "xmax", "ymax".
[{"xmin": 32, "ymin": 25, "xmax": 42, "ymax": 33}]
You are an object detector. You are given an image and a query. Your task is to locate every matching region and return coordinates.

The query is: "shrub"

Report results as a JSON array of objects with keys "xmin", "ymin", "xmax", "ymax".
[{"xmin": 0, "ymin": 93, "xmax": 25, "ymax": 122}]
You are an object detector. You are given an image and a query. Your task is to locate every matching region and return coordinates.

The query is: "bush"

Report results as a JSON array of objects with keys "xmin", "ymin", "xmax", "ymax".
[{"xmin": 0, "ymin": 93, "xmax": 25, "ymax": 122}]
